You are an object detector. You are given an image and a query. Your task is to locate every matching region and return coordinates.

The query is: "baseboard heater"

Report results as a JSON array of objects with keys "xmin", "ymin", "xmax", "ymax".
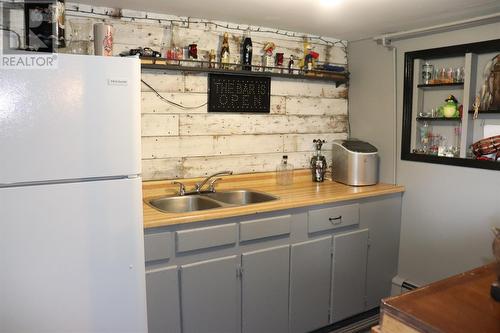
[{"xmin": 311, "ymin": 308, "xmax": 380, "ymax": 333}]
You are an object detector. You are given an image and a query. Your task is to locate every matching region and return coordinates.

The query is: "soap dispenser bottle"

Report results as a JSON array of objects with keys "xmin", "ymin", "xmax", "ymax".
[{"xmin": 311, "ymin": 139, "xmax": 327, "ymax": 182}]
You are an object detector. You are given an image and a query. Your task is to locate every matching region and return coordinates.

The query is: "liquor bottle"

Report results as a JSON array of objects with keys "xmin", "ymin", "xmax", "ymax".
[
  {"xmin": 220, "ymin": 32, "xmax": 230, "ymax": 69},
  {"xmin": 241, "ymin": 30, "xmax": 252, "ymax": 71},
  {"xmin": 262, "ymin": 42, "xmax": 275, "ymax": 72}
]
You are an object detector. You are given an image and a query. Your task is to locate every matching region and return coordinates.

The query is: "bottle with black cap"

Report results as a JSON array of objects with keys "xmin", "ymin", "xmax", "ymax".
[{"xmin": 276, "ymin": 155, "xmax": 294, "ymax": 185}]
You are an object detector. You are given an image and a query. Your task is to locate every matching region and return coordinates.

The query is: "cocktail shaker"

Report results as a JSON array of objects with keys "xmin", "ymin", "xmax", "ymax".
[{"xmin": 310, "ymin": 139, "xmax": 327, "ymax": 182}]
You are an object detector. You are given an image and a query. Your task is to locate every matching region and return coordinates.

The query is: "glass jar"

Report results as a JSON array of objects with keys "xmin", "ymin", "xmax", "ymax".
[{"xmin": 276, "ymin": 155, "xmax": 294, "ymax": 185}]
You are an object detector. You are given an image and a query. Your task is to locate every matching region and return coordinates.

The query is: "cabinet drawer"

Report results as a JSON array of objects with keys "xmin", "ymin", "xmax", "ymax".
[
  {"xmin": 308, "ymin": 203, "xmax": 359, "ymax": 233},
  {"xmin": 176, "ymin": 223, "xmax": 237, "ymax": 253},
  {"xmin": 240, "ymin": 214, "xmax": 291, "ymax": 242},
  {"xmin": 144, "ymin": 231, "xmax": 172, "ymax": 262}
]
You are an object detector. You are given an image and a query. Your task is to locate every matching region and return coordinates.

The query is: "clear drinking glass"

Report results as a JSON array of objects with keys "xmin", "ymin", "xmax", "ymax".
[{"xmin": 67, "ymin": 21, "xmax": 91, "ymax": 55}]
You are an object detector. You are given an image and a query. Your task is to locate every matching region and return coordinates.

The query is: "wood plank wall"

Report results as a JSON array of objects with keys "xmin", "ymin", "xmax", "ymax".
[{"xmin": 4, "ymin": 3, "xmax": 349, "ymax": 180}]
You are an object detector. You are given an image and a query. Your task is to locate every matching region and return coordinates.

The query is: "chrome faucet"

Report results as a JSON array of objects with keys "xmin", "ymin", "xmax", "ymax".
[
  {"xmin": 172, "ymin": 181, "xmax": 186, "ymax": 196},
  {"xmin": 172, "ymin": 170, "xmax": 233, "ymax": 196},
  {"xmin": 195, "ymin": 171, "xmax": 233, "ymax": 193}
]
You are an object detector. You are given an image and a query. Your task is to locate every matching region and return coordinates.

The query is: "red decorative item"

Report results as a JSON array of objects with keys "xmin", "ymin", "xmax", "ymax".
[
  {"xmin": 472, "ymin": 135, "xmax": 500, "ymax": 160},
  {"xmin": 275, "ymin": 53, "xmax": 284, "ymax": 66},
  {"xmin": 188, "ymin": 43, "xmax": 198, "ymax": 59},
  {"xmin": 310, "ymin": 51, "xmax": 320, "ymax": 59}
]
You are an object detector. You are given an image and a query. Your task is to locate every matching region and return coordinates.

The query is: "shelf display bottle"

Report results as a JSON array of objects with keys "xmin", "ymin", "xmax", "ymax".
[
  {"xmin": 262, "ymin": 42, "xmax": 275, "ymax": 72},
  {"xmin": 220, "ymin": 32, "xmax": 230, "ymax": 69},
  {"xmin": 241, "ymin": 29, "xmax": 252, "ymax": 71}
]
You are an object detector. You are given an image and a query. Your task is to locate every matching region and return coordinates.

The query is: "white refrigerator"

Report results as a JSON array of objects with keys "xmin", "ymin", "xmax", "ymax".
[{"xmin": 0, "ymin": 54, "xmax": 148, "ymax": 332}]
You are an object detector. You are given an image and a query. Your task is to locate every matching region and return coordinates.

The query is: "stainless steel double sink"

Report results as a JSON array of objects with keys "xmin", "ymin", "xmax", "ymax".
[{"xmin": 148, "ymin": 190, "xmax": 278, "ymax": 214}]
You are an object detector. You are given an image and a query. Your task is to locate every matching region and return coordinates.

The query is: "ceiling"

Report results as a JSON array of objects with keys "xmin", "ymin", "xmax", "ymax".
[{"xmin": 76, "ymin": 0, "xmax": 500, "ymax": 40}]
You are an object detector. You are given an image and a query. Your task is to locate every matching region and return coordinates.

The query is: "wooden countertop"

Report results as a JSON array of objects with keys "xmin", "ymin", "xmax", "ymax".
[
  {"xmin": 142, "ymin": 170, "xmax": 405, "ymax": 229},
  {"xmin": 379, "ymin": 263, "xmax": 500, "ymax": 333}
]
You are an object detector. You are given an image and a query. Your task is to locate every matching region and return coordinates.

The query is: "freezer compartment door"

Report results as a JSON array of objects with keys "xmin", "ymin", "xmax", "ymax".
[
  {"xmin": 0, "ymin": 177, "xmax": 147, "ymax": 333},
  {"xmin": 0, "ymin": 54, "xmax": 141, "ymax": 184}
]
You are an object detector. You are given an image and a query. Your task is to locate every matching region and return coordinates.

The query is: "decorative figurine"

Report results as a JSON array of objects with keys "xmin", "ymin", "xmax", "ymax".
[
  {"xmin": 288, "ymin": 55, "xmax": 296, "ymax": 74},
  {"xmin": 479, "ymin": 54, "xmax": 500, "ymax": 111},
  {"xmin": 299, "ymin": 40, "xmax": 310, "ymax": 69},
  {"xmin": 300, "ymin": 40, "xmax": 319, "ymax": 73},
  {"xmin": 220, "ymin": 32, "xmax": 231, "ymax": 69},
  {"xmin": 490, "ymin": 55, "xmax": 500, "ymax": 109},
  {"xmin": 188, "ymin": 43, "xmax": 198, "ymax": 60},
  {"xmin": 310, "ymin": 139, "xmax": 327, "ymax": 182},
  {"xmin": 491, "ymin": 227, "xmax": 500, "ymax": 301},
  {"xmin": 472, "ymin": 95, "xmax": 481, "ymax": 119},
  {"xmin": 128, "ymin": 47, "xmax": 161, "ymax": 58},
  {"xmin": 262, "ymin": 42, "xmax": 275, "ymax": 72},
  {"xmin": 441, "ymin": 95, "xmax": 460, "ymax": 118},
  {"xmin": 208, "ymin": 49, "xmax": 216, "ymax": 68},
  {"xmin": 241, "ymin": 29, "xmax": 253, "ymax": 71}
]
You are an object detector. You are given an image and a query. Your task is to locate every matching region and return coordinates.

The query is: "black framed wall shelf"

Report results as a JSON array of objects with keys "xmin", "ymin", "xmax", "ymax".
[
  {"xmin": 401, "ymin": 38, "xmax": 500, "ymax": 170},
  {"xmin": 416, "ymin": 82, "xmax": 464, "ymax": 89}
]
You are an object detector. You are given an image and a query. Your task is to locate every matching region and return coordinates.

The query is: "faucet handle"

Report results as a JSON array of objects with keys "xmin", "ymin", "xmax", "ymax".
[
  {"xmin": 172, "ymin": 181, "xmax": 186, "ymax": 196},
  {"xmin": 208, "ymin": 178, "xmax": 223, "ymax": 192}
]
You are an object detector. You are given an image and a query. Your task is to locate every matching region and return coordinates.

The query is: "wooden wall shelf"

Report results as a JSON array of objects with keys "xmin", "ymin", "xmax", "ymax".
[{"xmin": 140, "ymin": 57, "xmax": 349, "ymax": 86}]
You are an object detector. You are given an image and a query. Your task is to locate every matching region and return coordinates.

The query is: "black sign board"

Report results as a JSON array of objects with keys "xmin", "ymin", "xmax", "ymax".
[{"xmin": 208, "ymin": 73, "xmax": 271, "ymax": 113}]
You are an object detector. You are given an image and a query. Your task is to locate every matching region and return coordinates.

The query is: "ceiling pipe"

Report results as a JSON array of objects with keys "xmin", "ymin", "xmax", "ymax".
[{"xmin": 373, "ymin": 11, "xmax": 500, "ymax": 46}]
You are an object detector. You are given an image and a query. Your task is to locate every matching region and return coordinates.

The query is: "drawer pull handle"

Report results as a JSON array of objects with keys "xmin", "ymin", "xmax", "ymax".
[{"xmin": 329, "ymin": 216, "xmax": 342, "ymax": 225}]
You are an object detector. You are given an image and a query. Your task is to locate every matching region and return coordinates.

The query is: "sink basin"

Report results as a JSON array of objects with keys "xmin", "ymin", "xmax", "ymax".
[
  {"xmin": 203, "ymin": 190, "xmax": 278, "ymax": 205},
  {"xmin": 148, "ymin": 195, "xmax": 222, "ymax": 213},
  {"xmin": 147, "ymin": 190, "xmax": 278, "ymax": 214}
]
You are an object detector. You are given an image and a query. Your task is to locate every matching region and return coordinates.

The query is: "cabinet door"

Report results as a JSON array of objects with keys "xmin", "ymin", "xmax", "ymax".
[
  {"xmin": 331, "ymin": 229, "xmax": 369, "ymax": 323},
  {"xmin": 242, "ymin": 245, "xmax": 290, "ymax": 333},
  {"xmin": 180, "ymin": 255, "xmax": 239, "ymax": 333},
  {"xmin": 290, "ymin": 236, "xmax": 332, "ymax": 333},
  {"xmin": 360, "ymin": 195, "xmax": 402, "ymax": 309},
  {"xmin": 146, "ymin": 266, "xmax": 181, "ymax": 333}
]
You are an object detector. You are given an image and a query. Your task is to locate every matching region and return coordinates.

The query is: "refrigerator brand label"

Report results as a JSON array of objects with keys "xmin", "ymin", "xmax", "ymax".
[{"xmin": 107, "ymin": 79, "xmax": 128, "ymax": 86}]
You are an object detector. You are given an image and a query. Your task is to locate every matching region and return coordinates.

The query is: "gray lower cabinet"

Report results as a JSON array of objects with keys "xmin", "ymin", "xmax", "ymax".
[
  {"xmin": 289, "ymin": 236, "xmax": 333, "ymax": 333},
  {"xmin": 330, "ymin": 229, "xmax": 369, "ymax": 323},
  {"xmin": 144, "ymin": 194, "xmax": 403, "ymax": 333},
  {"xmin": 145, "ymin": 266, "xmax": 181, "ymax": 333},
  {"xmin": 241, "ymin": 245, "xmax": 290, "ymax": 333},
  {"xmin": 180, "ymin": 255, "xmax": 239, "ymax": 333}
]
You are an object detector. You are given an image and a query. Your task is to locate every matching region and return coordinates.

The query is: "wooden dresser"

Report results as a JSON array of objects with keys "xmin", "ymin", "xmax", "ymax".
[{"xmin": 373, "ymin": 263, "xmax": 500, "ymax": 333}]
